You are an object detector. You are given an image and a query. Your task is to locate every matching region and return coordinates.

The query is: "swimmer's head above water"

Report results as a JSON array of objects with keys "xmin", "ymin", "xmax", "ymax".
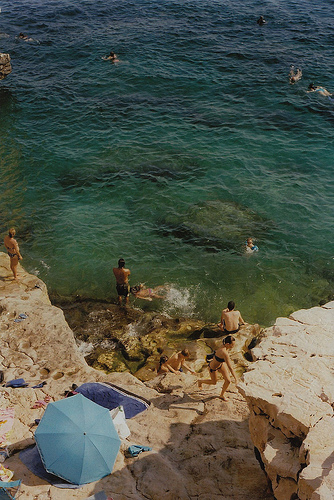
[{"xmin": 246, "ymin": 237, "xmax": 259, "ymax": 253}]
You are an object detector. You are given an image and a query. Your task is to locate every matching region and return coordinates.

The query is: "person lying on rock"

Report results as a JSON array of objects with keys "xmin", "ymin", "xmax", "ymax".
[
  {"xmin": 198, "ymin": 335, "xmax": 237, "ymax": 401},
  {"xmin": 130, "ymin": 284, "xmax": 166, "ymax": 301},
  {"xmin": 157, "ymin": 349, "xmax": 196, "ymax": 375},
  {"xmin": 219, "ymin": 300, "xmax": 246, "ymax": 334}
]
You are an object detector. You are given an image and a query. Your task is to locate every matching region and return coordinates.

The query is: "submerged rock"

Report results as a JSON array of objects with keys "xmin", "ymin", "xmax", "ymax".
[
  {"xmin": 158, "ymin": 199, "xmax": 272, "ymax": 252},
  {"xmin": 0, "ymin": 53, "xmax": 12, "ymax": 80}
]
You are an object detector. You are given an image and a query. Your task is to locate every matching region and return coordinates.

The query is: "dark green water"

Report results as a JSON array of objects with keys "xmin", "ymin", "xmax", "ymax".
[{"xmin": 1, "ymin": 0, "xmax": 333, "ymax": 325}]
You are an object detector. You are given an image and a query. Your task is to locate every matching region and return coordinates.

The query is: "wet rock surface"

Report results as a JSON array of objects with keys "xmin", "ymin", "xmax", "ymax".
[
  {"xmin": 54, "ymin": 296, "xmax": 262, "ymax": 382},
  {"xmin": 0, "ymin": 53, "xmax": 12, "ymax": 80}
]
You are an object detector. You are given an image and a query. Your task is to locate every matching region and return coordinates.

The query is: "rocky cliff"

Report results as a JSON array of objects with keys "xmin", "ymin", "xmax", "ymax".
[
  {"xmin": 1, "ymin": 251, "xmax": 332, "ymax": 499},
  {"xmin": 0, "ymin": 252, "xmax": 271, "ymax": 499},
  {"xmin": 239, "ymin": 302, "xmax": 334, "ymax": 500}
]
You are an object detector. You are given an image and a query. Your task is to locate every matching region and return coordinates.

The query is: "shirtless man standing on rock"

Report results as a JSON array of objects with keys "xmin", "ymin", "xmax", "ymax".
[
  {"xmin": 113, "ymin": 258, "xmax": 130, "ymax": 306},
  {"xmin": 219, "ymin": 301, "xmax": 246, "ymax": 334}
]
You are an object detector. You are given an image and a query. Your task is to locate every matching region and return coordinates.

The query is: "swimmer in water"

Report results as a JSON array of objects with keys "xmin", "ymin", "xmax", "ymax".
[
  {"xmin": 17, "ymin": 32, "xmax": 39, "ymax": 43},
  {"xmin": 257, "ymin": 16, "xmax": 266, "ymax": 26},
  {"xmin": 18, "ymin": 32, "xmax": 34, "ymax": 42},
  {"xmin": 102, "ymin": 51, "xmax": 119, "ymax": 63},
  {"xmin": 245, "ymin": 237, "xmax": 258, "ymax": 253},
  {"xmin": 289, "ymin": 66, "xmax": 302, "ymax": 84},
  {"xmin": 130, "ymin": 284, "xmax": 166, "ymax": 301},
  {"xmin": 307, "ymin": 83, "xmax": 332, "ymax": 97}
]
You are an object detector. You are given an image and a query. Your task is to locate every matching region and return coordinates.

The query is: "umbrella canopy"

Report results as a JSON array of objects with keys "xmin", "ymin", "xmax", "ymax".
[{"xmin": 35, "ymin": 394, "xmax": 121, "ymax": 485}]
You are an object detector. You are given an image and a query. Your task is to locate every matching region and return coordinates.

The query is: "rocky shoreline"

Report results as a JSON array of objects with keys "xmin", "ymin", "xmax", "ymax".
[
  {"xmin": 0, "ymin": 252, "xmax": 332, "ymax": 499},
  {"xmin": 52, "ymin": 295, "xmax": 261, "ymax": 381}
]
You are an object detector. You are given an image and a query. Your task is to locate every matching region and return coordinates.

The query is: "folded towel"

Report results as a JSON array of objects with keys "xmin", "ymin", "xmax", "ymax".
[
  {"xmin": 5, "ymin": 379, "xmax": 28, "ymax": 388},
  {"xmin": 127, "ymin": 445, "xmax": 152, "ymax": 457}
]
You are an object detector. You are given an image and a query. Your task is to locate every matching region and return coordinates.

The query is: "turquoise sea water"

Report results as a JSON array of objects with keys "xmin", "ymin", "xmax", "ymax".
[{"xmin": 1, "ymin": 0, "xmax": 333, "ymax": 326}]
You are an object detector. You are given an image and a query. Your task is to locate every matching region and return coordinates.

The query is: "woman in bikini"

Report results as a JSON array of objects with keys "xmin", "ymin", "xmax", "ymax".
[
  {"xmin": 307, "ymin": 83, "xmax": 332, "ymax": 97},
  {"xmin": 198, "ymin": 336, "xmax": 237, "ymax": 401},
  {"xmin": 4, "ymin": 228, "xmax": 22, "ymax": 280}
]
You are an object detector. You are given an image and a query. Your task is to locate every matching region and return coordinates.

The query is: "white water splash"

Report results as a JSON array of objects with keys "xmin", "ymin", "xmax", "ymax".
[
  {"xmin": 76, "ymin": 340, "xmax": 94, "ymax": 356},
  {"xmin": 162, "ymin": 285, "xmax": 196, "ymax": 318}
]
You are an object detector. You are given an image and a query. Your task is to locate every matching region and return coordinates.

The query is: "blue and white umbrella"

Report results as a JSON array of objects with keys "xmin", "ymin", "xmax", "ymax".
[{"xmin": 35, "ymin": 393, "xmax": 121, "ymax": 485}]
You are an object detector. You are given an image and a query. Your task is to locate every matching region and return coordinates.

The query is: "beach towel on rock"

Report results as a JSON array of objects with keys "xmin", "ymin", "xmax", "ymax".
[
  {"xmin": 19, "ymin": 446, "xmax": 81, "ymax": 489},
  {"xmin": 76, "ymin": 382, "xmax": 150, "ymax": 419},
  {"xmin": 5, "ymin": 379, "xmax": 28, "ymax": 388},
  {"xmin": 0, "ymin": 464, "xmax": 14, "ymax": 482},
  {"xmin": 0, "ymin": 408, "xmax": 14, "ymax": 447}
]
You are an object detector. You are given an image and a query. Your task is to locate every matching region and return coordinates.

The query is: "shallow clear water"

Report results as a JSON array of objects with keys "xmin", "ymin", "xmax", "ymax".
[{"xmin": 1, "ymin": 0, "xmax": 333, "ymax": 325}]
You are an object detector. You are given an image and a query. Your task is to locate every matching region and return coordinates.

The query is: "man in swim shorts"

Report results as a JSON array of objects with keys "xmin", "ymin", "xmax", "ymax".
[
  {"xmin": 219, "ymin": 301, "xmax": 246, "ymax": 334},
  {"xmin": 113, "ymin": 258, "xmax": 130, "ymax": 306}
]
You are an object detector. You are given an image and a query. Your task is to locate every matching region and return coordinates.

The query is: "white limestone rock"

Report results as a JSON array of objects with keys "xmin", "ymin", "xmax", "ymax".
[{"xmin": 238, "ymin": 302, "xmax": 334, "ymax": 500}]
